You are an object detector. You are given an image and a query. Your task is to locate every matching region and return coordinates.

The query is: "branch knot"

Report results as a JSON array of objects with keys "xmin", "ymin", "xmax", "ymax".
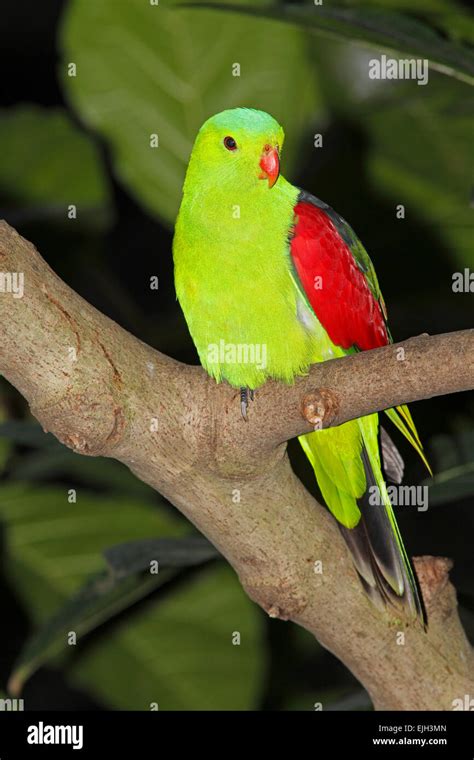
[{"xmin": 301, "ymin": 388, "xmax": 339, "ymax": 429}]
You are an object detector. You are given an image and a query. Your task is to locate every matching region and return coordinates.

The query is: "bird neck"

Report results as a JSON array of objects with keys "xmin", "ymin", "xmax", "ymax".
[{"xmin": 177, "ymin": 173, "xmax": 298, "ymax": 247}]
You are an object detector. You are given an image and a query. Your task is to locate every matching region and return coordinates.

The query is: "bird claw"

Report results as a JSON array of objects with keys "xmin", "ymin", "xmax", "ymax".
[{"xmin": 240, "ymin": 387, "xmax": 255, "ymax": 420}]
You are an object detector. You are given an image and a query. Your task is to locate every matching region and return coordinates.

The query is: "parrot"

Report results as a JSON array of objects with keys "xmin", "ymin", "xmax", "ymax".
[{"xmin": 173, "ymin": 107, "xmax": 430, "ymax": 621}]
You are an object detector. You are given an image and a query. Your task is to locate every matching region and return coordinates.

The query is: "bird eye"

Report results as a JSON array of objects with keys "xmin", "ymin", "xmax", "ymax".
[{"xmin": 223, "ymin": 136, "xmax": 237, "ymax": 151}]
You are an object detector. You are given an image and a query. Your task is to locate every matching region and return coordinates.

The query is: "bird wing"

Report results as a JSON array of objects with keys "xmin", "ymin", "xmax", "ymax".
[
  {"xmin": 289, "ymin": 189, "xmax": 389, "ymax": 351},
  {"xmin": 289, "ymin": 189, "xmax": 430, "ymax": 472}
]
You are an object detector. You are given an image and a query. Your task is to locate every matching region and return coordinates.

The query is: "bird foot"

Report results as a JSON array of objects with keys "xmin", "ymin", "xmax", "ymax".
[{"xmin": 240, "ymin": 387, "xmax": 255, "ymax": 420}]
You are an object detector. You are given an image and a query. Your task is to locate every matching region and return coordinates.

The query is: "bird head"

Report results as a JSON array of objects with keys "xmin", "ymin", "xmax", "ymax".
[{"xmin": 186, "ymin": 108, "xmax": 284, "ymax": 191}]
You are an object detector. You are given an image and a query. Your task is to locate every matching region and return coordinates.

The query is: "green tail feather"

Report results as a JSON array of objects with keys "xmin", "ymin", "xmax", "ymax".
[
  {"xmin": 384, "ymin": 405, "xmax": 432, "ymax": 476},
  {"xmin": 299, "ymin": 413, "xmax": 424, "ymax": 622}
]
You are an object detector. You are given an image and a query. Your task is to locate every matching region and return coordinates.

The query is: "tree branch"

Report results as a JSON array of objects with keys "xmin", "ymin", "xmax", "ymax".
[{"xmin": 0, "ymin": 220, "xmax": 473, "ymax": 710}]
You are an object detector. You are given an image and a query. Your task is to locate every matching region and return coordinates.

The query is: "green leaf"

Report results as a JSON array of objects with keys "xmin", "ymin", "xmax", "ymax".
[
  {"xmin": 7, "ymin": 526, "xmax": 217, "ymax": 695},
  {"xmin": 103, "ymin": 536, "xmax": 220, "ymax": 576},
  {"xmin": 424, "ymin": 463, "xmax": 474, "ymax": 506},
  {"xmin": 69, "ymin": 564, "xmax": 266, "ymax": 710},
  {"xmin": 60, "ymin": 0, "xmax": 322, "ymax": 225},
  {"xmin": 192, "ymin": 3, "xmax": 474, "ymax": 85},
  {"xmin": 430, "ymin": 427, "xmax": 474, "ymax": 472},
  {"xmin": 11, "ymin": 538, "xmax": 218, "ymax": 692},
  {"xmin": 0, "ymin": 483, "xmax": 185, "ymax": 617},
  {"xmin": 10, "ymin": 449, "xmax": 155, "ymax": 499},
  {"xmin": 365, "ymin": 82, "xmax": 474, "ymax": 270},
  {"xmin": 9, "ymin": 532, "xmax": 222, "ymax": 694},
  {"xmin": 305, "ymin": 45, "xmax": 473, "ymax": 271},
  {"xmin": 340, "ymin": 0, "xmax": 474, "ymax": 46},
  {"xmin": 1, "ymin": 485, "xmax": 265, "ymax": 709},
  {"xmin": 10, "ymin": 565, "xmax": 265, "ymax": 710},
  {"xmin": 423, "ymin": 428, "xmax": 474, "ymax": 504},
  {"xmin": 8, "ymin": 569, "xmax": 168, "ymax": 695},
  {"xmin": 0, "ymin": 106, "xmax": 112, "ymax": 230}
]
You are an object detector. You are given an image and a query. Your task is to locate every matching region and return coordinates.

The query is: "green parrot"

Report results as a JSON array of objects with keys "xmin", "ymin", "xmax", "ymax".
[{"xmin": 173, "ymin": 108, "xmax": 430, "ymax": 620}]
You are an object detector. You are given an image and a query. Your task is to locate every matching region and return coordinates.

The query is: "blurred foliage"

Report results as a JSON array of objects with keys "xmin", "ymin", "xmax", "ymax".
[
  {"xmin": 194, "ymin": 1, "xmax": 474, "ymax": 82},
  {"xmin": 0, "ymin": 0, "xmax": 473, "ymax": 711},
  {"xmin": 0, "ymin": 483, "xmax": 185, "ymax": 615},
  {"xmin": 8, "ymin": 536, "xmax": 220, "ymax": 696},
  {"xmin": 0, "ymin": 480, "xmax": 264, "ymax": 709},
  {"xmin": 0, "ymin": 105, "xmax": 112, "ymax": 230},
  {"xmin": 60, "ymin": 0, "xmax": 321, "ymax": 224},
  {"xmin": 70, "ymin": 564, "xmax": 265, "ymax": 710},
  {"xmin": 342, "ymin": 0, "xmax": 474, "ymax": 45},
  {"xmin": 310, "ymin": 47, "xmax": 474, "ymax": 270},
  {"xmin": 0, "ymin": 401, "xmax": 11, "ymax": 475},
  {"xmin": 424, "ymin": 428, "xmax": 474, "ymax": 505}
]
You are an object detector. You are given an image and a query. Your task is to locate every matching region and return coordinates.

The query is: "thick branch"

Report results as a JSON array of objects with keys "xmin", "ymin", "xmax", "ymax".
[
  {"xmin": 212, "ymin": 329, "xmax": 473, "ymax": 464},
  {"xmin": 0, "ymin": 220, "xmax": 473, "ymax": 710}
]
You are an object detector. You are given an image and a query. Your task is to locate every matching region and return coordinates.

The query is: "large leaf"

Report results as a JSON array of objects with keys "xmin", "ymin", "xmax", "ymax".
[
  {"xmin": 9, "ymin": 537, "xmax": 219, "ymax": 694},
  {"xmin": 0, "ymin": 484, "xmax": 185, "ymax": 615},
  {"xmin": 430, "ymin": 428, "xmax": 474, "ymax": 472},
  {"xmin": 364, "ymin": 79, "xmax": 474, "ymax": 270},
  {"xmin": 0, "ymin": 106, "xmax": 112, "ymax": 229},
  {"xmin": 12, "ymin": 450, "xmax": 155, "ymax": 498},
  {"xmin": 300, "ymin": 36, "xmax": 473, "ymax": 272},
  {"xmin": 422, "ymin": 429, "xmax": 474, "ymax": 505},
  {"xmin": 103, "ymin": 535, "xmax": 220, "ymax": 576},
  {"xmin": 341, "ymin": 0, "xmax": 474, "ymax": 46},
  {"xmin": 60, "ymin": 0, "xmax": 322, "ymax": 225},
  {"xmin": 0, "ymin": 485, "xmax": 264, "ymax": 709},
  {"xmin": 424, "ymin": 463, "xmax": 474, "ymax": 506},
  {"xmin": 69, "ymin": 564, "xmax": 265, "ymax": 710},
  {"xmin": 192, "ymin": 2, "xmax": 474, "ymax": 85},
  {"xmin": 8, "ymin": 570, "xmax": 167, "ymax": 695}
]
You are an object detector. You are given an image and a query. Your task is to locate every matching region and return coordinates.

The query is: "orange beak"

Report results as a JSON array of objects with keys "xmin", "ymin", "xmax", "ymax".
[{"xmin": 259, "ymin": 145, "xmax": 280, "ymax": 188}]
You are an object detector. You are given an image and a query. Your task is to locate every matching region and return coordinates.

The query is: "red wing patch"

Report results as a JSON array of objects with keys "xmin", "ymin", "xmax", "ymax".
[{"xmin": 290, "ymin": 201, "xmax": 389, "ymax": 351}]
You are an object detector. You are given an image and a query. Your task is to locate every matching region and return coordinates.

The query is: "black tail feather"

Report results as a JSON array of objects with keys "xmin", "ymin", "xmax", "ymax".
[
  {"xmin": 380, "ymin": 426, "xmax": 404, "ymax": 484},
  {"xmin": 340, "ymin": 446, "xmax": 424, "ymax": 623}
]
